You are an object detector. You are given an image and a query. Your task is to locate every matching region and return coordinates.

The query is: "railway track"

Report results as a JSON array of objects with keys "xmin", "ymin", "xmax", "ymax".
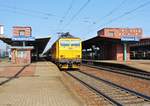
[
  {"xmin": 82, "ymin": 64, "xmax": 150, "ymax": 80},
  {"xmin": 65, "ymin": 70, "xmax": 150, "ymax": 106}
]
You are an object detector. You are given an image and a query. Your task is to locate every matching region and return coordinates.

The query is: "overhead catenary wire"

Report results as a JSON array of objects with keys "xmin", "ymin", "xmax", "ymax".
[
  {"xmin": 0, "ymin": 4, "xmax": 61, "ymax": 19},
  {"xmin": 0, "ymin": 8, "xmax": 49, "ymax": 20},
  {"xmin": 97, "ymin": 0, "xmax": 126, "ymax": 22},
  {"xmin": 56, "ymin": 0, "xmax": 75, "ymax": 32},
  {"xmin": 61, "ymin": 0, "xmax": 75, "ymax": 22},
  {"xmin": 86, "ymin": 0, "xmax": 150, "ymax": 36},
  {"xmin": 42, "ymin": 0, "xmax": 75, "ymax": 55},
  {"xmin": 61, "ymin": 0, "xmax": 91, "ymax": 31},
  {"xmin": 82, "ymin": 0, "xmax": 127, "ymax": 36}
]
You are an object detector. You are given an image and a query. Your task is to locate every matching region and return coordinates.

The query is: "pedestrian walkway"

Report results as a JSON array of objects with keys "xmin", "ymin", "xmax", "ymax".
[{"xmin": 0, "ymin": 61, "xmax": 84, "ymax": 106}]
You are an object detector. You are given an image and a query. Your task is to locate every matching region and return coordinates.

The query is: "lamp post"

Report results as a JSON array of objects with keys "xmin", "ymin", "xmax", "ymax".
[
  {"xmin": 121, "ymin": 35, "xmax": 140, "ymax": 63},
  {"xmin": 123, "ymin": 43, "xmax": 127, "ymax": 62}
]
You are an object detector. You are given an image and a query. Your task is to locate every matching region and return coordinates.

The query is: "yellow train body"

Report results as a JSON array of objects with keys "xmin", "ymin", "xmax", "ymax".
[{"xmin": 51, "ymin": 37, "xmax": 82, "ymax": 69}]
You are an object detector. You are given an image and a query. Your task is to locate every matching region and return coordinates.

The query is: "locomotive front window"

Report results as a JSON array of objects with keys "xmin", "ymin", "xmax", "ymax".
[
  {"xmin": 60, "ymin": 40, "xmax": 70, "ymax": 46},
  {"xmin": 71, "ymin": 41, "xmax": 80, "ymax": 46}
]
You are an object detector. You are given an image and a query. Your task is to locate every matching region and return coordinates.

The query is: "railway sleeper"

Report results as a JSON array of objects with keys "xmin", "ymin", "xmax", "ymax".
[
  {"xmin": 100, "ymin": 89, "xmax": 122, "ymax": 93},
  {"xmin": 103, "ymin": 92, "xmax": 127, "ymax": 96},
  {"xmin": 102, "ymin": 102, "xmax": 113, "ymax": 106},
  {"xmin": 113, "ymin": 95, "xmax": 138, "ymax": 99},
  {"xmin": 115, "ymin": 97, "xmax": 143, "ymax": 102},
  {"xmin": 123, "ymin": 98, "xmax": 145, "ymax": 103},
  {"xmin": 94, "ymin": 97, "xmax": 116, "ymax": 106},
  {"xmin": 68, "ymin": 71, "xmax": 150, "ymax": 105},
  {"xmin": 121, "ymin": 99, "xmax": 148, "ymax": 105},
  {"xmin": 99, "ymin": 88, "xmax": 119, "ymax": 91},
  {"xmin": 93, "ymin": 97, "xmax": 113, "ymax": 106}
]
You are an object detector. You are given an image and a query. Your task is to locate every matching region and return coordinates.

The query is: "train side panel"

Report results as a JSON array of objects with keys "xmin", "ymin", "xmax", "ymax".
[{"xmin": 51, "ymin": 41, "xmax": 59, "ymax": 62}]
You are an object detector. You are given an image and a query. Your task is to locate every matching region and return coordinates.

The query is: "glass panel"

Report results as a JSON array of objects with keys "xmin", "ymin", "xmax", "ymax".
[
  {"xmin": 60, "ymin": 40, "xmax": 70, "ymax": 46},
  {"xmin": 19, "ymin": 30, "xmax": 25, "ymax": 36},
  {"xmin": 71, "ymin": 41, "xmax": 80, "ymax": 46},
  {"xmin": 108, "ymin": 31, "xmax": 114, "ymax": 37}
]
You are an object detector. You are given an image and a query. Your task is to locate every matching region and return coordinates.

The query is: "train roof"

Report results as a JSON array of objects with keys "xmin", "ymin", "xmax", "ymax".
[{"xmin": 58, "ymin": 32, "xmax": 76, "ymax": 38}]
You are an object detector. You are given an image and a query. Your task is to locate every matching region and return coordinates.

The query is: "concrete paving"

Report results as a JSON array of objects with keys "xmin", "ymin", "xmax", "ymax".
[{"xmin": 0, "ymin": 62, "xmax": 84, "ymax": 106}]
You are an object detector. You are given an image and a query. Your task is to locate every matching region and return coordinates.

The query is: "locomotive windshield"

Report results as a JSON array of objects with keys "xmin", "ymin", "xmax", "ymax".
[
  {"xmin": 60, "ymin": 40, "xmax": 80, "ymax": 46},
  {"xmin": 71, "ymin": 41, "xmax": 80, "ymax": 46},
  {"xmin": 60, "ymin": 40, "xmax": 70, "ymax": 46}
]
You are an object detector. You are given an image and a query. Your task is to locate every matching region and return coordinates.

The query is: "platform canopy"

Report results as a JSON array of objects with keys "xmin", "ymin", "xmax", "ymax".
[
  {"xmin": 42, "ymin": 34, "xmax": 59, "ymax": 55},
  {"xmin": 82, "ymin": 36, "xmax": 121, "ymax": 49},
  {"xmin": 0, "ymin": 36, "xmax": 50, "ymax": 54},
  {"xmin": 130, "ymin": 37, "xmax": 150, "ymax": 47}
]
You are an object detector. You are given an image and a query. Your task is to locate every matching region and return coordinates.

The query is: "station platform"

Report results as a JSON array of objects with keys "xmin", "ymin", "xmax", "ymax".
[
  {"xmin": 0, "ymin": 61, "xmax": 84, "ymax": 106},
  {"xmin": 82, "ymin": 59, "xmax": 150, "ymax": 72}
]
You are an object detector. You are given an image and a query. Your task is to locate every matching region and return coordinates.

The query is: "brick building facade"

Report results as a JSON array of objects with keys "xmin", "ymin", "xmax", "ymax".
[
  {"xmin": 82, "ymin": 28, "xmax": 142, "ymax": 61},
  {"xmin": 13, "ymin": 26, "xmax": 32, "ymax": 37},
  {"xmin": 97, "ymin": 28, "xmax": 142, "ymax": 39},
  {"xmin": 11, "ymin": 26, "xmax": 33, "ymax": 64},
  {"xmin": 98, "ymin": 28, "xmax": 142, "ymax": 61}
]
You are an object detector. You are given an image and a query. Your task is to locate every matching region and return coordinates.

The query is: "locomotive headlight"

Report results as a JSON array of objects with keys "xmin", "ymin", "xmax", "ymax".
[
  {"xmin": 60, "ymin": 55, "xmax": 64, "ymax": 58},
  {"xmin": 77, "ymin": 55, "xmax": 80, "ymax": 58}
]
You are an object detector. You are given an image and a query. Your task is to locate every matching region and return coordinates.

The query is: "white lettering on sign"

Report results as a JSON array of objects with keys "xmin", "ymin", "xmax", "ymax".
[
  {"xmin": 121, "ymin": 36, "xmax": 140, "ymax": 41},
  {"xmin": 12, "ymin": 36, "xmax": 35, "ymax": 41}
]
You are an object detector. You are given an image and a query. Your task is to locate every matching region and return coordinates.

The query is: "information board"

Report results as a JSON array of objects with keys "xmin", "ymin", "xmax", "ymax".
[
  {"xmin": 121, "ymin": 36, "xmax": 140, "ymax": 42},
  {"xmin": 12, "ymin": 36, "xmax": 35, "ymax": 41}
]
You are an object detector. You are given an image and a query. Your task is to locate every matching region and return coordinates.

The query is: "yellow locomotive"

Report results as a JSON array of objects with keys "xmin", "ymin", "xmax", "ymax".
[{"xmin": 51, "ymin": 33, "xmax": 82, "ymax": 69}]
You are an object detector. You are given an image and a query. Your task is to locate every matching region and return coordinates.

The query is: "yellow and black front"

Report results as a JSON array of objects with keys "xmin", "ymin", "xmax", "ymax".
[{"xmin": 51, "ymin": 37, "xmax": 82, "ymax": 69}]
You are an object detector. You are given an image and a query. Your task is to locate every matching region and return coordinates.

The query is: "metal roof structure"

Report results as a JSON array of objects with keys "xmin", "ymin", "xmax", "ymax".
[
  {"xmin": 42, "ymin": 35, "xmax": 59, "ymax": 55},
  {"xmin": 0, "ymin": 36, "xmax": 50, "ymax": 54},
  {"xmin": 82, "ymin": 36, "xmax": 121, "ymax": 49},
  {"xmin": 130, "ymin": 37, "xmax": 150, "ymax": 47}
]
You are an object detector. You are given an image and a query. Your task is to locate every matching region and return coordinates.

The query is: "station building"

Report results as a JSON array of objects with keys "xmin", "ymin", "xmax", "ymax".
[
  {"xmin": 11, "ymin": 26, "xmax": 34, "ymax": 64},
  {"xmin": 82, "ymin": 28, "xmax": 142, "ymax": 61},
  {"xmin": 0, "ymin": 26, "xmax": 50, "ymax": 64}
]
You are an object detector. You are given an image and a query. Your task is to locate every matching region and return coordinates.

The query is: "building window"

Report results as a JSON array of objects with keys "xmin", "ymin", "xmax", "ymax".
[
  {"xmin": 19, "ymin": 30, "xmax": 25, "ymax": 36},
  {"xmin": 138, "ymin": 30, "xmax": 141, "ymax": 33},
  {"xmin": 108, "ymin": 31, "xmax": 115, "ymax": 37}
]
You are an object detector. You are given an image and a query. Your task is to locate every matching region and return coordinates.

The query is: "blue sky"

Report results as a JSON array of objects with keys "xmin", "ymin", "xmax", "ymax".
[{"xmin": 0, "ymin": 0, "xmax": 150, "ymax": 50}]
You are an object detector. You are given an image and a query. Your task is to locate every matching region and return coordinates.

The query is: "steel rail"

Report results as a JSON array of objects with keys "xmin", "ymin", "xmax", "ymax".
[
  {"xmin": 82, "ymin": 63, "xmax": 150, "ymax": 80},
  {"xmin": 65, "ymin": 70, "xmax": 150, "ymax": 106},
  {"xmin": 78, "ymin": 70, "xmax": 150, "ymax": 101},
  {"xmin": 65, "ymin": 71, "xmax": 122, "ymax": 106}
]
